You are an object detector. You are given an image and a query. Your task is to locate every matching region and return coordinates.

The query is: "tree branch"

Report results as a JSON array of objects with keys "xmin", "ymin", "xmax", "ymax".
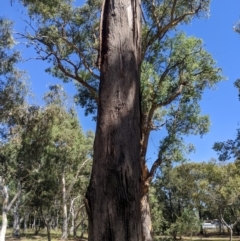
[
  {"xmin": 7, "ymin": 182, "xmax": 21, "ymax": 211},
  {"xmin": 17, "ymin": 28, "xmax": 100, "ymax": 104},
  {"xmin": 61, "ymin": 37, "xmax": 100, "ymax": 80},
  {"xmin": 66, "ymin": 158, "xmax": 91, "ymax": 200},
  {"xmin": 157, "ymin": 83, "xmax": 185, "ymax": 108},
  {"xmin": 145, "ymin": 2, "xmax": 203, "ymax": 54},
  {"xmin": 171, "ymin": 0, "xmax": 177, "ymax": 21},
  {"xmin": 145, "ymin": 157, "xmax": 163, "ymax": 185},
  {"xmin": 55, "ymin": 58, "xmax": 99, "ymax": 104}
]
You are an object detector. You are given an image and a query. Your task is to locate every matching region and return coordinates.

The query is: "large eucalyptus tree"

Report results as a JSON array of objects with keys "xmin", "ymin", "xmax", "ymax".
[{"xmin": 10, "ymin": 0, "xmax": 223, "ymax": 239}]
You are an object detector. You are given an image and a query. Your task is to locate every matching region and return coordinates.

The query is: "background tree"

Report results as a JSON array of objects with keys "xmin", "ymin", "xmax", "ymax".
[
  {"xmin": 150, "ymin": 160, "xmax": 240, "ymax": 239},
  {"xmin": 17, "ymin": 86, "xmax": 93, "ymax": 241},
  {"xmin": 0, "ymin": 17, "xmax": 29, "ymax": 241},
  {"xmin": 0, "ymin": 82, "xmax": 93, "ymax": 241}
]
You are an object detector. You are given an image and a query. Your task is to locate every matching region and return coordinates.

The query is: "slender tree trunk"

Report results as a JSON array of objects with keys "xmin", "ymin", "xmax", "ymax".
[
  {"xmin": 140, "ymin": 116, "xmax": 159, "ymax": 241},
  {"xmin": 42, "ymin": 213, "xmax": 52, "ymax": 241},
  {"xmin": 86, "ymin": 0, "xmax": 142, "ymax": 239},
  {"xmin": 0, "ymin": 179, "xmax": 21, "ymax": 241},
  {"xmin": 70, "ymin": 213, "xmax": 74, "ymax": 236},
  {"xmin": 141, "ymin": 194, "xmax": 152, "ymax": 241},
  {"xmin": 69, "ymin": 197, "xmax": 80, "ymax": 237},
  {"xmin": 0, "ymin": 186, "xmax": 9, "ymax": 241},
  {"xmin": 23, "ymin": 212, "xmax": 29, "ymax": 234},
  {"xmin": 61, "ymin": 171, "xmax": 68, "ymax": 240},
  {"xmin": 140, "ymin": 160, "xmax": 153, "ymax": 241},
  {"xmin": 56, "ymin": 212, "xmax": 59, "ymax": 230},
  {"xmin": 12, "ymin": 203, "xmax": 20, "ymax": 238},
  {"xmin": 32, "ymin": 213, "xmax": 35, "ymax": 229},
  {"xmin": 12, "ymin": 183, "xmax": 21, "ymax": 238},
  {"xmin": 199, "ymin": 207, "xmax": 204, "ymax": 234},
  {"xmin": 221, "ymin": 215, "xmax": 233, "ymax": 241},
  {"xmin": 46, "ymin": 224, "xmax": 51, "ymax": 241}
]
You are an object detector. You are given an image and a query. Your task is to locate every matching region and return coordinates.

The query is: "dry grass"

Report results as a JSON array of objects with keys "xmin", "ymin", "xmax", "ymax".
[
  {"xmin": 5, "ymin": 229, "xmax": 240, "ymax": 241},
  {"xmin": 156, "ymin": 233, "xmax": 240, "ymax": 241},
  {"xmin": 5, "ymin": 229, "xmax": 87, "ymax": 241}
]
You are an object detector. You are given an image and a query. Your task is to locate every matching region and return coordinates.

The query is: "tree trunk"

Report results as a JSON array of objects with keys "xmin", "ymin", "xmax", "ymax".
[
  {"xmin": 32, "ymin": 213, "xmax": 36, "ymax": 229},
  {"xmin": 46, "ymin": 224, "xmax": 51, "ymax": 241},
  {"xmin": 23, "ymin": 212, "xmax": 29, "ymax": 234},
  {"xmin": 0, "ymin": 186, "xmax": 9, "ymax": 241},
  {"xmin": 61, "ymin": 171, "xmax": 68, "ymax": 240},
  {"xmin": 221, "ymin": 214, "xmax": 232, "ymax": 241},
  {"xmin": 198, "ymin": 207, "xmax": 203, "ymax": 234},
  {"xmin": 141, "ymin": 194, "xmax": 152, "ymax": 241},
  {"xmin": 12, "ymin": 184, "xmax": 21, "ymax": 238},
  {"xmin": 140, "ymin": 161, "xmax": 153, "ymax": 241},
  {"xmin": 85, "ymin": 0, "xmax": 142, "ymax": 240},
  {"xmin": 12, "ymin": 203, "xmax": 20, "ymax": 238}
]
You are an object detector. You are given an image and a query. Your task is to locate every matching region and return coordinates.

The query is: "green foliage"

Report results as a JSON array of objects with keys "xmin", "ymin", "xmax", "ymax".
[
  {"xmin": 0, "ymin": 83, "xmax": 93, "ymax": 234},
  {"xmin": 19, "ymin": 0, "xmax": 101, "ymax": 116},
  {"xmin": 20, "ymin": 85, "xmax": 93, "ymax": 206},
  {"xmin": 141, "ymin": 0, "xmax": 211, "ymax": 52},
  {"xmin": 149, "ymin": 185, "xmax": 167, "ymax": 235},
  {"xmin": 9, "ymin": 1, "xmax": 224, "ymax": 173},
  {"xmin": 150, "ymin": 160, "xmax": 240, "ymax": 238},
  {"xmin": 0, "ymin": 18, "xmax": 28, "ymax": 137},
  {"xmin": 14, "ymin": 0, "xmax": 223, "ymax": 120},
  {"xmin": 141, "ymin": 32, "xmax": 223, "ymax": 165},
  {"xmin": 21, "ymin": 0, "xmax": 74, "ymax": 20},
  {"xmin": 168, "ymin": 209, "xmax": 200, "ymax": 238}
]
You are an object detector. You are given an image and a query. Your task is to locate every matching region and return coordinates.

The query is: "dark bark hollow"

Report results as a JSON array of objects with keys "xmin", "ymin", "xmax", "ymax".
[{"xmin": 86, "ymin": 0, "xmax": 142, "ymax": 240}]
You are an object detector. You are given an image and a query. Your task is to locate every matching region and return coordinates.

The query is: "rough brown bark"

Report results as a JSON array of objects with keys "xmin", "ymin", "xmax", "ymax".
[{"xmin": 86, "ymin": 0, "xmax": 142, "ymax": 240}]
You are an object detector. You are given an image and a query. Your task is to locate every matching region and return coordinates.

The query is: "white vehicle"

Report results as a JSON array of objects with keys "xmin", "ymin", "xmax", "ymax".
[{"xmin": 202, "ymin": 221, "xmax": 217, "ymax": 229}]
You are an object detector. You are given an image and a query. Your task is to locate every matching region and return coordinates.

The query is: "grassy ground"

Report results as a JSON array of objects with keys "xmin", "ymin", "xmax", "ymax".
[
  {"xmin": 5, "ymin": 229, "xmax": 87, "ymax": 241},
  {"xmin": 5, "ymin": 229, "xmax": 240, "ymax": 241},
  {"xmin": 182, "ymin": 235, "xmax": 240, "ymax": 241},
  {"xmin": 155, "ymin": 232, "xmax": 240, "ymax": 241}
]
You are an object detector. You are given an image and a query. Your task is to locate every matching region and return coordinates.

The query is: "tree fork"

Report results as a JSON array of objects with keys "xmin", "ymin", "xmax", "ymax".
[{"xmin": 86, "ymin": 0, "xmax": 142, "ymax": 240}]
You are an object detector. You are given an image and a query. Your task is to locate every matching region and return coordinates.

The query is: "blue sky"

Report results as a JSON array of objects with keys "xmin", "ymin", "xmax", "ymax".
[{"xmin": 1, "ymin": 0, "xmax": 240, "ymax": 165}]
